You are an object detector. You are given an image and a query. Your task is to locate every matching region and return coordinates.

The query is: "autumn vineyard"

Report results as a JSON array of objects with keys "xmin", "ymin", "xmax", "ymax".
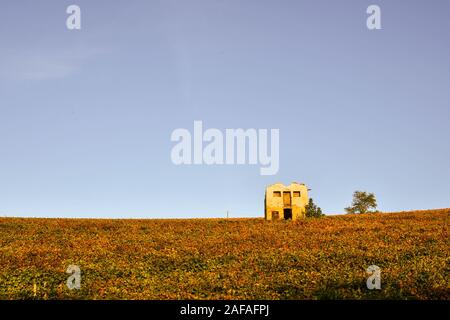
[{"xmin": 0, "ymin": 209, "xmax": 449, "ymax": 299}]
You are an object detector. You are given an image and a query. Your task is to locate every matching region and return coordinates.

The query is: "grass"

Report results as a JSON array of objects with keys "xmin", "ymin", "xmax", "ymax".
[{"xmin": 0, "ymin": 209, "xmax": 448, "ymax": 299}]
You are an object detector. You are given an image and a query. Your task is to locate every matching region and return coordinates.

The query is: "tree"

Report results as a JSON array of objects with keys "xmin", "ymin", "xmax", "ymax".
[
  {"xmin": 305, "ymin": 198, "xmax": 324, "ymax": 218},
  {"xmin": 345, "ymin": 191, "xmax": 377, "ymax": 214}
]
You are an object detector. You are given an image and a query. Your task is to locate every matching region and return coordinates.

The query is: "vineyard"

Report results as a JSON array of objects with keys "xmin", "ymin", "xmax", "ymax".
[{"xmin": 0, "ymin": 209, "xmax": 448, "ymax": 299}]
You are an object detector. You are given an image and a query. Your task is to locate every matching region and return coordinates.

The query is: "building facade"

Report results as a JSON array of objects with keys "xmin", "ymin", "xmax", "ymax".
[{"xmin": 265, "ymin": 182, "xmax": 309, "ymax": 221}]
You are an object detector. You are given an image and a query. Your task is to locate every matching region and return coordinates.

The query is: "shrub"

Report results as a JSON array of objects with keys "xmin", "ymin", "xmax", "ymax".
[{"xmin": 305, "ymin": 198, "xmax": 324, "ymax": 218}]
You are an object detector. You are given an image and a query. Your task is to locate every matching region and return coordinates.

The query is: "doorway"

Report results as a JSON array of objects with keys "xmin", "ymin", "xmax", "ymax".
[{"xmin": 284, "ymin": 208, "xmax": 292, "ymax": 220}]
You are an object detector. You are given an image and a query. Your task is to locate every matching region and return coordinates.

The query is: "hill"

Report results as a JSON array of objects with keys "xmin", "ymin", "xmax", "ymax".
[{"xmin": 0, "ymin": 209, "xmax": 448, "ymax": 299}]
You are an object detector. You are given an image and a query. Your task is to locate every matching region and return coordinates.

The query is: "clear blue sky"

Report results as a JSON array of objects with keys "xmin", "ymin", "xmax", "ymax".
[{"xmin": 1, "ymin": 0, "xmax": 449, "ymax": 218}]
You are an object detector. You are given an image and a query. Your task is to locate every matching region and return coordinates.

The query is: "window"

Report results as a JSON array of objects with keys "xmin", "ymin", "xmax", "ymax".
[
  {"xmin": 272, "ymin": 211, "xmax": 279, "ymax": 220},
  {"xmin": 273, "ymin": 191, "xmax": 281, "ymax": 197},
  {"xmin": 283, "ymin": 191, "xmax": 291, "ymax": 206},
  {"xmin": 293, "ymin": 191, "xmax": 301, "ymax": 197}
]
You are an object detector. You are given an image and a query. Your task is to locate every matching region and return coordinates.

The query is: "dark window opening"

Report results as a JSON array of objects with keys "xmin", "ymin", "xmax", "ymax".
[
  {"xmin": 284, "ymin": 208, "xmax": 292, "ymax": 220},
  {"xmin": 272, "ymin": 211, "xmax": 279, "ymax": 220}
]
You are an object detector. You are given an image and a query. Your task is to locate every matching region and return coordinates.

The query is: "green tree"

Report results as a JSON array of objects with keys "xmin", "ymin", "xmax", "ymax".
[
  {"xmin": 305, "ymin": 198, "xmax": 324, "ymax": 218},
  {"xmin": 345, "ymin": 191, "xmax": 377, "ymax": 214}
]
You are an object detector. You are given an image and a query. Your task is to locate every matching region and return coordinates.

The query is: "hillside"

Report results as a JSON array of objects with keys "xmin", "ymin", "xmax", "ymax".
[{"xmin": 0, "ymin": 209, "xmax": 448, "ymax": 299}]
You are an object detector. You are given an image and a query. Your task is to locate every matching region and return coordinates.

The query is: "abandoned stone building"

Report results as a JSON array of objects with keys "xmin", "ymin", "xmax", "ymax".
[{"xmin": 264, "ymin": 182, "xmax": 309, "ymax": 221}]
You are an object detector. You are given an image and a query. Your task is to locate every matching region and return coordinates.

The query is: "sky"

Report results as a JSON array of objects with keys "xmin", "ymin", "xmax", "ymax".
[{"xmin": 0, "ymin": 0, "xmax": 449, "ymax": 218}]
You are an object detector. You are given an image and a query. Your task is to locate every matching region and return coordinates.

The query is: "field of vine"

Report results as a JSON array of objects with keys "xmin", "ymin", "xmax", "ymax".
[{"xmin": 0, "ymin": 209, "xmax": 448, "ymax": 299}]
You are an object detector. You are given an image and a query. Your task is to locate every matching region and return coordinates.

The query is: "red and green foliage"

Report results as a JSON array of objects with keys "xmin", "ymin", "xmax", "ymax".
[{"xmin": 0, "ymin": 209, "xmax": 448, "ymax": 299}]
